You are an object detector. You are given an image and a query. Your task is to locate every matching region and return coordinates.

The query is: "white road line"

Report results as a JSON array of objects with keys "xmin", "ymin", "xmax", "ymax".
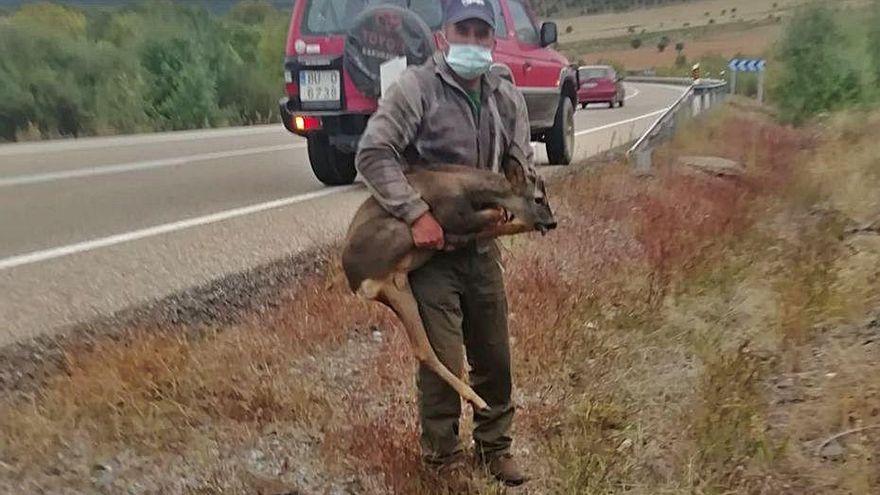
[
  {"xmin": 0, "ymin": 185, "xmax": 360, "ymax": 271},
  {"xmin": 0, "ymin": 143, "xmax": 307, "ymax": 187},
  {"xmin": 0, "ymin": 124, "xmax": 286, "ymax": 156},
  {"xmin": 624, "ymin": 87, "xmax": 641, "ymax": 100},
  {"xmin": 575, "ymin": 108, "xmax": 668, "ymax": 137}
]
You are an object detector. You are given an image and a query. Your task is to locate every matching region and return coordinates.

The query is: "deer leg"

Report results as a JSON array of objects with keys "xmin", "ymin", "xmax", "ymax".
[
  {"xmin": 444, "ymin": 208, "xmax": 507, "ymax": 250},
  {"xmin": 362, "ymin": 274, "xmax": 490, "ymax": 412},
  {"xmin": 445, "ymin": 220, "xmax": 532, "ymax": 247}
]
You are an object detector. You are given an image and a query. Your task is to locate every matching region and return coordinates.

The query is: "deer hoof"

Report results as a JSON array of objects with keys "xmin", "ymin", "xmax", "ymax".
[{"xmin": 471, "ymin": 396, "xmax": 490, "ymax": 412}]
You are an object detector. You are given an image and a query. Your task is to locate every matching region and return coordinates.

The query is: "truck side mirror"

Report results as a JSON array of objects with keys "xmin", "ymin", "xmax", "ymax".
[{"xmin": 540, "ymin": 22, "xmax": 557, "ymax": 47}]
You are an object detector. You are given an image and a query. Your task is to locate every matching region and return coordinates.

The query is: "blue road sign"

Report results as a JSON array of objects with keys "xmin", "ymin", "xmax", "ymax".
[{"xmin": 728, "ymin": 59, "xmax": 767, "ymax": 72}]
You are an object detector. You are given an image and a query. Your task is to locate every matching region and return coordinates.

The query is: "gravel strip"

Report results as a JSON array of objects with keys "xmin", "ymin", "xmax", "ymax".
[{"xmin": 0, "ymin": 246, "xmax": 332, "ymax": 394}]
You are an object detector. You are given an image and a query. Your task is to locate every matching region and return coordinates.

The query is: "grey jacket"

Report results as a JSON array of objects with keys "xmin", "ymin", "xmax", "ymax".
[{"xmin": 355, "ymin": 51, "xmax": 538, "ymax": 225}]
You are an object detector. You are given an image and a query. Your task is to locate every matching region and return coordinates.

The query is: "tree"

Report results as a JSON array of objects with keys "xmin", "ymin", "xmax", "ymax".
[
  {"xmin": 773, "ymin": 4, "xmax": 863, "ymax": 123},
  {"xmin": 657, "ymin": 35, "xmax": 670, "ymax": 52},
  {"xmin": 868, "ymin": 0, "xmax": 880, "ymax": 84},
  {"xmin": 229, "ymin": 0, "xmax": 274, "ymax": 25},
  {"xmin": 631, "ymin": 38, "xmax": 642, "ymax": 49},
  {"xmin": 12, "ymin": 3, "xmax": 86, "ymax": 38},
  {"xmin": 675, "ymin": 41, "xmax": 685, "ymax": 54}
]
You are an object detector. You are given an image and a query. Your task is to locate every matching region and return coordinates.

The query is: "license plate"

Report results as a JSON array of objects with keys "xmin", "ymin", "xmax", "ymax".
[{"xmin": 299, "ymin": 70, "xmax": 340, "ymax": 102}]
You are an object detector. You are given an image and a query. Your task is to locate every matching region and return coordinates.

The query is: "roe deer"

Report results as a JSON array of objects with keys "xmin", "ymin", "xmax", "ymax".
[{"xmin": 341, "ymin": 163, "xmax": 557, "ymax": 411}]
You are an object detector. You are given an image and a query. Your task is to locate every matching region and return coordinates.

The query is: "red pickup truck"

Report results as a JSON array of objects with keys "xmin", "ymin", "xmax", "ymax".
[{"xmin": 279, "ymin": 0, "xmax": 578, "ymax": 186}]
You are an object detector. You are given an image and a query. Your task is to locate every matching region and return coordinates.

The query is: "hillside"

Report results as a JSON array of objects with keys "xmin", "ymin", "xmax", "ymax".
[
  {"xmin": 0, "ymin": 0, "xmax": 730, "ymax": 18},
  {"xmin": 0, "ymin": 0, "xmax": 295, "ymax": 13},
  {"xmin": 552, "ymin": 0, "xmax": 866, "ymax": 45},
  {"xmin": 537, "ymin": 0, "xmax": 705, "ymax": 17}
]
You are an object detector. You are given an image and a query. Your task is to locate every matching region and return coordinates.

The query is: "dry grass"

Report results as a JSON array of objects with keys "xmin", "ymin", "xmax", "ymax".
[{"xmin": 1, "ymin": 102, "xmax": 879, "ymax": 494}]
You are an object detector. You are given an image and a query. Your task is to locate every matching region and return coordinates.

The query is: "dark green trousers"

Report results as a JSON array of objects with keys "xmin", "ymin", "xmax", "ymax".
[{"xmin": 408, "ymin": 241, "xmax": 514, "ymax": 463}]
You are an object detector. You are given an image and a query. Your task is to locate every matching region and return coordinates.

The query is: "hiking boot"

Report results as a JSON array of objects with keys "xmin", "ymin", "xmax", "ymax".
[{"xmin": 482, "ymin": 453, "xmax": 529, "ymax": 486}]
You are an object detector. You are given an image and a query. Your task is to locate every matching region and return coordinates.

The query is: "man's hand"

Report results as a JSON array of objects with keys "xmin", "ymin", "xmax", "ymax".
[{"xmin": 412, "ymin": 212, "xmax": 445, "ymax": 250}]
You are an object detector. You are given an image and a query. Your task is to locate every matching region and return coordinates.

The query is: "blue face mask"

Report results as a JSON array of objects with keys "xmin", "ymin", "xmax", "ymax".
[{"xmin": 445, "ymin": 43, "xmax": 493, "ymax": 81}]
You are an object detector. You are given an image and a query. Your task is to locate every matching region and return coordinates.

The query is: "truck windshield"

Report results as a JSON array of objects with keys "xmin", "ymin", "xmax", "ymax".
[
  {"xmin": 302, "ymin": 0, "xmax": 443, "ymax": 35},
  {"xmin": 579, "ymin": 68, "xmax": 612, "ymax": 80}
]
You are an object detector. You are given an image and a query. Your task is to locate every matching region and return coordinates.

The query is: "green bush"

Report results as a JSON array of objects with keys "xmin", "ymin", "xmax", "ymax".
[
  {"xmin": 771, "ymin": 4, "xmax": 863, "ymax": 124},
  {"xmin": 0, "ymin": 0, "xmax": 288, "ymax": 142},
  {"xmin": 0, "ymin": 22, "xmax": 145, "ymax": 139},
  {"xmin": 657, "ymin": 36, "xmax": 670, "ymax": 52},
  {"xmin": 12, "ymin": 2, "xmax": 86, "ymax": 38},
  {"xmin": 868, "ymin": 0, "xmax": 880, "ymax": 85}
]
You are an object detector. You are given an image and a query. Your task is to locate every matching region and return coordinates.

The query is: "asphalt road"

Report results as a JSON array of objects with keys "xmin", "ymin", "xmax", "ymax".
[{"xmin": 0, "ymin": 83, "xmax": 686, "ymax": 346}]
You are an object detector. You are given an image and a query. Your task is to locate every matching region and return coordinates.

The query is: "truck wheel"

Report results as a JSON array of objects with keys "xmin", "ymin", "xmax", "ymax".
[
  {"xmin": 546, "ymin": 96, "xmax": 575, "ymax": 165},
  {"xmin": 307, "ymin": 133, "xmax": 357, "ymax": 186}
]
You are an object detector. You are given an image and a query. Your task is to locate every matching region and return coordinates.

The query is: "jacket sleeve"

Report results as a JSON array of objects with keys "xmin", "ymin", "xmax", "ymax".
[
  {"xmin": 355, "ymin": 70, "xmax": 431, "ymax": 225},
  {"xmin": 501, "ymin": 85, "xmax": 539, "ymax": 187}
]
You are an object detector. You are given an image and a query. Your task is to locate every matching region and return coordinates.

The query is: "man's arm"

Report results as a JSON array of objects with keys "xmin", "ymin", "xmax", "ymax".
[
  {"xmin": 355, "ymin": 70, "xmax": 432, "ymax": 226},
  {"xmin": 501, "ymin": 85, "xmax": 539, "ymax": 189}
]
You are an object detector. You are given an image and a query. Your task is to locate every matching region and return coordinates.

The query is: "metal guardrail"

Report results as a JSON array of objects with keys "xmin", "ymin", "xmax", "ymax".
[
  {"xmin": 626, "ymin": 78, "xmax": 729, "ymax": 176},
  {"xmin": 623, "ymin": 76, "xmax": 696, "ymax": 86}
]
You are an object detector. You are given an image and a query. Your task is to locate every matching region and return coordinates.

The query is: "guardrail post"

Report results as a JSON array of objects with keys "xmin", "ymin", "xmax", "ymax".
[
  {"xmin": 757, "ymin": 70, "xmax": 765, "ymax": 104},
  {"xmin": 633, "ymin": 148, "xmax": 653, "ymax": 177}
]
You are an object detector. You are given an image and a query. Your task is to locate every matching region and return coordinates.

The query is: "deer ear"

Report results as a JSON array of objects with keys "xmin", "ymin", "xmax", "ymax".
[{"xmin": 503, "ymin": 158, "xmax": 527, "ymax": 193}]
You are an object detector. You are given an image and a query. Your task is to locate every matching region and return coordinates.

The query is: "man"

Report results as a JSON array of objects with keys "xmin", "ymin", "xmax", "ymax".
[{"xmin": 354, "ymin": 0, "xmax": 538, "ymax": 486}]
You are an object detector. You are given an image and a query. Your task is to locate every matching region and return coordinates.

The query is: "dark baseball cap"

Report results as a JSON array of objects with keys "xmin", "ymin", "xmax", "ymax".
[{"xmin": 444, "ymin": 0, "xmax": 496, "ymax": 30}]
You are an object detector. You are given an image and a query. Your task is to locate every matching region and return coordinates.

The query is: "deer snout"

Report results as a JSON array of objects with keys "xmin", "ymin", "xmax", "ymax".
[
  {"xmin": 532, "ymin": 201, "xmax": 557, "ymax": 234},
  {"xmin": 536, "ymin": 220, "xmax": 557, "ymax": 236}
]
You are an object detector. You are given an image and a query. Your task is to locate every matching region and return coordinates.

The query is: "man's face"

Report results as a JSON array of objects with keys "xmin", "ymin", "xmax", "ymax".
[{"xmin": 444, "ymin": 18, "xmax": 496, "ymax": 50}]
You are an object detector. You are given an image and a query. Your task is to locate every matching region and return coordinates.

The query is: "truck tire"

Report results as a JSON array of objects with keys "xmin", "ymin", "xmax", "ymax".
[
  {"xmin": 546, "ymin": 96, "xmax": 575, "ymax": 165},
  {"xmin": 344, "ymin": 4, "xmax": 435, "ymax": 99},
  {"xmin": 307, "ymin": 133, "xmax": 357, "ymax": 186}
]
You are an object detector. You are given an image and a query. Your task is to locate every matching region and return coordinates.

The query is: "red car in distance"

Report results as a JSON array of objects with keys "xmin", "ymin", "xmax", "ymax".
[{"xmin": 576, "ymin": 65, "xmax": 626, "ymax": 109}]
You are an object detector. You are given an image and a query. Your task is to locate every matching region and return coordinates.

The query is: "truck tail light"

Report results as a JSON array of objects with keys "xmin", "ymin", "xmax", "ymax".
[{"xmin": 293, "ymin": 115, "xmax": 322, "ymax": 132}]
